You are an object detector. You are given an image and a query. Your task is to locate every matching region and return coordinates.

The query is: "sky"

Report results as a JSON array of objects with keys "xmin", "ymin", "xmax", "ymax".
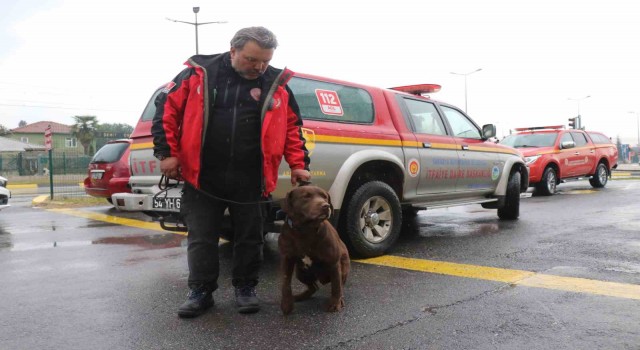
[{"xmin": 1, "ymin": 0, "xmax": 640, "ymax": 145}]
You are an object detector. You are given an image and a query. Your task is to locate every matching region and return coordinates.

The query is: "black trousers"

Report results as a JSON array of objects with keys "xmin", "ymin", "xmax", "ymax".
[{"xmin": 180, "ymin": 173, "xmax": 264, "ymax": 292}]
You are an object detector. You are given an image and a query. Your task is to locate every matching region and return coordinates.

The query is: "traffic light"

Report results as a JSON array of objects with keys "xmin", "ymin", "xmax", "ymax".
[{"xmin": 568, "ymin": 115, "xmax": 581, "ymax": 129}]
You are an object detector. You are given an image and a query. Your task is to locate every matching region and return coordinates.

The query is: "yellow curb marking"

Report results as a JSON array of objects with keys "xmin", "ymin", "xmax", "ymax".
[
  {"xmin": 49, "ymin": 209, "xmax": 640, "ymax": 300},
  {"xmin": 47, "ymin": 208, "xmax": 184, "ymax": 234},
  {"xmin": 356, "ymin": 256, "xmax": 640, "ymax": 300},
  {"xmin": 7, "ymin": 184, "xmax": 38, "ymax": 189}
]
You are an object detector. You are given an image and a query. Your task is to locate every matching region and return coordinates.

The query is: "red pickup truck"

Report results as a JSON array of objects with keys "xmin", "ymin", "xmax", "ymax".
[
  {"xmin": 114, "ymin": 72, "xmax": 529, "ymax": 257},
  {"xmin": 500, "ymin": 125, "xmax": 618, "ymax": 195}
]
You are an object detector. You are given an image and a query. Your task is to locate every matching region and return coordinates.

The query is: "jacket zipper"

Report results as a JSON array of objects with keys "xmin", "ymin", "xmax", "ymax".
[{"xmin": 230, "ymin": 79, "xmax": 241, "ymax": 160}]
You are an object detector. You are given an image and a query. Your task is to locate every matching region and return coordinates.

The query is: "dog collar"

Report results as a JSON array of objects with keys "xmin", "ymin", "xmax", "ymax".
[{"xmin": 286, "ymin": 217, "xmax": 295, "ymax": 229}]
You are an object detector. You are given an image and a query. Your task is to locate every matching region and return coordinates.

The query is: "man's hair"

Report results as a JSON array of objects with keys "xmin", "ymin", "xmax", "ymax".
[{"xmin": 230, "ymin": 26, "xmax": 278, "ymax": 50}]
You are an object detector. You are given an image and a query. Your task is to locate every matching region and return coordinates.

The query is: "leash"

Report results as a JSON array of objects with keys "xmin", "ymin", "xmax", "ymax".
[{"xmin": 154, "ymin": 175, "xmax": 312, "ymax": 206}]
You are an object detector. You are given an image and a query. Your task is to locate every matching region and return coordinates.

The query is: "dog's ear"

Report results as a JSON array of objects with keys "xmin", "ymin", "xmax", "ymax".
[
  {"xmin": 282, "ymin": 190, "xmax": 293, "ymax": 214},
  {"xmin": 324, "ymin": 189, "xmax": 334, "ymax": 216}
]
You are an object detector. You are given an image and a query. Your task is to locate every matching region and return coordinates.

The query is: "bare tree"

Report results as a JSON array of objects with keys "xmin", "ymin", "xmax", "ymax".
[{"xmin": 0, "ymin": 124, "xmax": 10, "ymax": 135}]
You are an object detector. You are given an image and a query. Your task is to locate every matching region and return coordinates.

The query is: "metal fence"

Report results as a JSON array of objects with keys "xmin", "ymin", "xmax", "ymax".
[{"xmin": 1, "ymin": 151, "xmax": 90, "ymax": 198}]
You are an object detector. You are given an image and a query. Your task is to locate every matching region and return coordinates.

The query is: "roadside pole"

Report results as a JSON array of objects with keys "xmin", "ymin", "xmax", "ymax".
[{"xmin": 44, "ymin": 125, "xmax": 54, "ymax": 200}]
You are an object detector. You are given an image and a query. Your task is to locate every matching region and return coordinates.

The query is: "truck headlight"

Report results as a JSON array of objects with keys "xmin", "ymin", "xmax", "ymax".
[{"xmin": 524, "ymin": 155, "xmax": 541, "ymax": 165}]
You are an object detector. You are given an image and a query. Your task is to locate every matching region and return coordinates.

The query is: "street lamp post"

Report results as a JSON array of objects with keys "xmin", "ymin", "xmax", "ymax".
[
  {"xmin": 166, "ymin": 7, "xmax": 227, "ymax": 55},
  {"xmin": 450, "ymin": 68, "xmax": 482, "ymax": 113},
  {"xmin": 567, "ymin": 95, "xmax": 590, "ymax": 129},
  {"xmin": 567, "ymin": 95, "xmax": 591, "ymax": 116}
]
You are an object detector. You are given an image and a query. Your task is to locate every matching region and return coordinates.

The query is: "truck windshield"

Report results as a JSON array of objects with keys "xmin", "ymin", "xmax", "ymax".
[{"xmin": 500, "ymin": 133, "xmax": 557, "ymax": 148}]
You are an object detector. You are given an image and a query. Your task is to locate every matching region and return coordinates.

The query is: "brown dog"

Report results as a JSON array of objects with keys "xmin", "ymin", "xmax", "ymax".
[{"xmin": 278, "ymin": 185, "xmax": 350, "ymax": 315}]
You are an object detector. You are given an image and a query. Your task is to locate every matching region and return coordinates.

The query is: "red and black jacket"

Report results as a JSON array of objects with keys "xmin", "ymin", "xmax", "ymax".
[{"xmin": 151, "ymin": 53, "xmax": 310, "ymax": 196}]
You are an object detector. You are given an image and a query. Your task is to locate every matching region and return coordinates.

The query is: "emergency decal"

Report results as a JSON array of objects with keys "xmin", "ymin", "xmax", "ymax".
[
  {"xmin": 161, "ymin": 81, "xmax": 176, "ymax": 93},
  {"xmin": 491, "ymin": 166, "xmax": 500, "ymax": 181},
  {"xmin": 301, "ymin": 128, "xmax": 316, "ymax": 156},
  {"xmin": 408, "ymin": 158, "xmax": 420, "ymax": 177},
  {"xmin": 315, "ymin": 89, "xmax": 343, "ymax": 116},
  {"xmin": 283, "ymin": 170, "xmax": 326, "ymax": 177}
]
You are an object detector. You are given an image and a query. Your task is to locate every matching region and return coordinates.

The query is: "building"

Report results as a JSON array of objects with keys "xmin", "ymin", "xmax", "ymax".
[{"xmin": 7, "ymin": 121, "xmax": 92, "ymax": 156}]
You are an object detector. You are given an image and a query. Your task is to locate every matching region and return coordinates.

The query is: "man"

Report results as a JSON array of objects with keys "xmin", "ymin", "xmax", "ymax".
[{"xmin": 152, "ymin": 26, "xmax": 310, "ymax": 318}]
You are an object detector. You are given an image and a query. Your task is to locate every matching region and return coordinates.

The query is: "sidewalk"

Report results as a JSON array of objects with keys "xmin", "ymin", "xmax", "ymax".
[{"xmin": 615, "ymin": 163, "xmax": 640, "ymax": 172}]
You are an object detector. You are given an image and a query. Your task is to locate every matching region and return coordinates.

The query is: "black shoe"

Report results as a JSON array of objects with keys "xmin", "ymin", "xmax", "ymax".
[
  {"xmin": 177, "ymin": 289, "xmax": 213, "ymax": 318},
  {"xmin": 235, "ymin": 285, "xmax": 260, "ymax": 314}
]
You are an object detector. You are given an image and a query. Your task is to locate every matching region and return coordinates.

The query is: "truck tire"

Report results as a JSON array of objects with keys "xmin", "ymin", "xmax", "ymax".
[
  {"xmin": 498, "ymin": 170, "xmax": 520, "ymax": 220},
  {"xmin": 589, "ymin": 163, "xmax": 608, "ymax": 188},
  {"xmin": 341, "ymin": 181, "xmax": 402, "ymax": 258},
  {"xmin": 536, "ymin": 166, "xmax": 557, "ymax": 196}
]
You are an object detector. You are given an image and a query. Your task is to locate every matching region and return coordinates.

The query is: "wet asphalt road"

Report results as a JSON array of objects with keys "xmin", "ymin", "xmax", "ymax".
[{"xmin": 1, "ymin": 180, "xmax": 639, "ymax": 350}]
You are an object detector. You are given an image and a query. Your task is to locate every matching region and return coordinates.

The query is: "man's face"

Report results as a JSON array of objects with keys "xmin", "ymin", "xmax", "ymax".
[{"xmin": 230, "ymin": 40, "xmax": 274, "ymax": 80}]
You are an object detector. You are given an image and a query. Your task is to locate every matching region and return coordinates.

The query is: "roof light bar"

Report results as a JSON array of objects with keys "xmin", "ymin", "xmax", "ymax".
[
  {"xmin": 390, "ymin": 84, "xmax": 441, "ymax": 96},
  {"xmin": 514, "ymin": 125, "xmax": 565, "ymax": 131}
]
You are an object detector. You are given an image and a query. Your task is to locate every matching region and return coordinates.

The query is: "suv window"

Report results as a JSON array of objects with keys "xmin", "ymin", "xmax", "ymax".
[
  {"xmin": 288, "ymin": 77, "xmax": 374, "ymax": 123},
  {"xmin": 588, "ymin": 132, "xmax": 611, "ymax": 144},
  {"xmin": 91, "ymin": 142, "xmax": 129, "ymax": 163},
  {"xmin": 141, "ymin": 89, "xmax": 163, "ymax": 122},
  {"xmin": 402, "ymin": 99, "xmax": 447, "ymax": 135},
  {"xmin": 440, "ymin": 106, "xmax": 481, "ymax": 139},
  {"xmin": 570, "ymin": 132, "xmax": 588, "ymax": 146}
]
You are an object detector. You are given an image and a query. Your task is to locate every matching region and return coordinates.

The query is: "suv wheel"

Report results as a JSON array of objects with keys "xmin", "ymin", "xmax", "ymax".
[
  {"xmin": 498, "ymin": 170, "xmax": 521, "ymax": 220},
  {"xmin": 341, "ymin": 181, "xmax": 402, "ymax": 258},
  {"xmin": 589, "ymin": 163, "xmax": 608, "ymax": 188},
  {"xmin": 536, "ymin": 167, "xmax": 557, "ymax": 196}
]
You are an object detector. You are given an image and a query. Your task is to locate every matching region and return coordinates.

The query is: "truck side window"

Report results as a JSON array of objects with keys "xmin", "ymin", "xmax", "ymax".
[
  {"xmin": 440, "ymin": 106, "xmax": 481, "ymax": 139},
  {"xmin": 559, "ymin": 133, "xmax": 573, "ymax": 145},
  {"xmin": 288, "ymin": 77, "xmax": 374, "ymax": 123},
  {"xmin": 570, "ymin": 132, "xmax": 588, "ymax": 146},
  {"xmin": 402, "ymin": 99, "xmax": 446, "ymax": 135}
]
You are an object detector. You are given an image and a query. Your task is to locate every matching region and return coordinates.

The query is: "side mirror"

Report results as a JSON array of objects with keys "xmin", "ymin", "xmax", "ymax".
[
  {"xmin": 482, "ymin": 124, "xmax": 496, "ymax": 139},
  {"xmin": 560, "ymin": 141, "xmax": 576, "ymax": 149}
]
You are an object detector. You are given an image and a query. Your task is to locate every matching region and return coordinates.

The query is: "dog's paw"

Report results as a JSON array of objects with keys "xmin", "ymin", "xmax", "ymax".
[
  {"xmin": 281, "ymin": 300, "xmax": 294, "ymax": 315},
  {"xmin": 326, "ymin": 297, "xmax": 345, "ymax": 312}
]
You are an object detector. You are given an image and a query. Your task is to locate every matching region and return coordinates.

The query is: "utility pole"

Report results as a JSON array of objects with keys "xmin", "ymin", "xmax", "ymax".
[{"xmin": 166, "ymin": 7, "xmax": 227, "ymax": 54}]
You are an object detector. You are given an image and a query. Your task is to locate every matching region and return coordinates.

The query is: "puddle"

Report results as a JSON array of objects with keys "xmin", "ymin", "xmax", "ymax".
[
  {"xmin": 3, "ymin": 233, "xmax": 186, "ymax": 252},
  {"xmin": 10, "ymin": 240, "xmax": 93, "ymax": 252},
  {"xmin": 92, "ymin": 233, "xmax": 186, "ymax": 249}
]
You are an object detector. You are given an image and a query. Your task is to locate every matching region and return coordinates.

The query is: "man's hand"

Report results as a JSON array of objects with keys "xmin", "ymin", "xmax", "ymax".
[
  {"xmin": 160, "ymin": 157, "xmax": 181, "ymax": 179},
  {"xmin": 290, "ymin": 168, "xmax": 311, "ymax": 186}
]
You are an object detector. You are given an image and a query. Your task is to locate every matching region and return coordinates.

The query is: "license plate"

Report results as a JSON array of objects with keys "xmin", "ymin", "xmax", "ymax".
[
  {"xmin": 91, "ymin": 172, "xmax": 103, "ymax": 179},
  {"xmin": 152, "ymin": 196, "xmax": 181, "ymax": 210}
]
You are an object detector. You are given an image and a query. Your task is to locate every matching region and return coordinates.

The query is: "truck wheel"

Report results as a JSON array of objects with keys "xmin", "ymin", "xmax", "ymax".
[
  {"xmin": 341, "ymin": 181, "xmax": 402, "ymax": 258},
  {"xmin": 589, "ymin": 163, "xmax": 608, "ymax": 188},
  {"xmin": 535, "ymin": 167, "xmax": 557, "ymax": 196},
  {"xmin": 498, "ymin": 170, "xmax": 521, "ymax": 220}
]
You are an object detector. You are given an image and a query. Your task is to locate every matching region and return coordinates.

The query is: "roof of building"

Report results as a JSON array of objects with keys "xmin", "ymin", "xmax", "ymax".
[
  {"xmin": 0, "ymin": 136, "xmax": 46, "ymax": 152},
  {"xmin": 10, "ymin": 121, "xmax": 72, "ymax": 134}
]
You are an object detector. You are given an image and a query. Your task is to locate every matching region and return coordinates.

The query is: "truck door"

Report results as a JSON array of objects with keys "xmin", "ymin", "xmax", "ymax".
[
  {"xmin": 570, "ymin": 131, "xmax": 597, "ymax": 176},
  {"xmin": 399, "ymin": 98, "xmax": 459, "ymax": 195},
  {"xmin": 439, "ymin": 106, "xmax": 500, "ymax": 194},
  {"xmin": 557, "ymin": 132, "xmax": 579, "ymax": 177}
]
